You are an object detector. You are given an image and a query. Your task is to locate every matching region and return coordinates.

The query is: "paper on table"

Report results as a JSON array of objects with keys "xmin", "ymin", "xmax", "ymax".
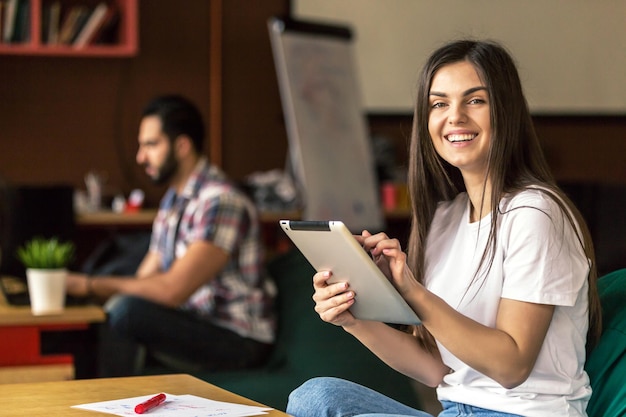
[{"xmin": 71, "ymin": 393, "xmax": 272, "ymax": 417}]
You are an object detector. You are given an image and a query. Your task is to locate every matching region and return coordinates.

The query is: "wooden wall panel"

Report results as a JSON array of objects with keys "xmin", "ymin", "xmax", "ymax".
[
  {"xmin": 220, "ymin": 0, "xmax": 290, "ymax": 180},
  {"xmin": 368, "ymin": 115, "xmax": 626, "ymax": 186}
]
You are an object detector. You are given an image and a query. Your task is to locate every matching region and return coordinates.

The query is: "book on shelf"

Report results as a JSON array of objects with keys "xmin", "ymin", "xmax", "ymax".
[
  {"xmin": 90, "ymin": 4, "xmax": 119, "ymax": 45},
  {"xmin": 0, "ymin": 0, "xmax": 5, "ymax": 43},
  {"xmin": 2, "ymin": 0, "xmax": 18, "ymax": 43},
  {"xmin": 72, "ymin": 2, "xmax": 109, "ymax": 48},
  {"xmin": 69, "ymin": 5, "xmax": 93, "ymax": 44},
  {"xmin": 42, "ymin": 0, "xmax": 61, "ymax": 44},
  {"xmin": 16, "ymin": 0, "xmax": 28, "ymax": 42},
  {"xmin": 1, "ymin": 0, "xmax": 34, "ymax": 45},
  {"xmin": 0, "ymin": 0, "xmax": 4, "ymax": 42},
  {"xmin": 41, "ymin": 0, "xmax": 49, "ymax": 42},
  {"xmin": 7, "ymin": 0, "xmax": 29, "ymax": 43},
  {"xmin": 58, "ymin": 4, "xmax": 90, "ymax": 45}
]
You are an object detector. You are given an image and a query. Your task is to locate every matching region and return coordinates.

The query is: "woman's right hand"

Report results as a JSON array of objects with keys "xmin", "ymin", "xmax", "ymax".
[{"xmin": 312, "ymin": 270, "xmax": 357, "ymax": 327}]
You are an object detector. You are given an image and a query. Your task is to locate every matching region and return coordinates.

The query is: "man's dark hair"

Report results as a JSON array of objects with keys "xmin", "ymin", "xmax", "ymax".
[{"xmin": 141, "ymin": 95, "xmax": 205, "ymax": 154}]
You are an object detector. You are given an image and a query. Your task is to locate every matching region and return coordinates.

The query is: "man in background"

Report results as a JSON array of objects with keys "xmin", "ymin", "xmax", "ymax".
[{"xmin": 67, "ymin": 94, "xmax": 275, "ymax": 376}]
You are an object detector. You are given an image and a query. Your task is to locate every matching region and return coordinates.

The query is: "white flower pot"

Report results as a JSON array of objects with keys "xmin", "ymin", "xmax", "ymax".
[{"xmin": 26, "ymin": 268, "xmax": 67, "ymax": 316}]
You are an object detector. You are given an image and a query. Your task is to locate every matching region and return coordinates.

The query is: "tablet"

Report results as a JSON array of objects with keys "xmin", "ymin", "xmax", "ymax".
[{"xmin": 279, "ymin": 220, "xmax": 421, "ymax": 325}]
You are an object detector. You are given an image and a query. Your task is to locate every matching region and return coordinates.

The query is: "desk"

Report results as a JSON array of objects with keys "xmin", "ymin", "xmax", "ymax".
[
  {"xmin": 76, "ymin": 208, "xmax": 410, "ymax": 226},
  {"xmin": 0, "ymin": 373, "xmax": 290, "ymax": 416},
  {"xmin": 76, "ymin": 210, "xmax": 157, "ymax": 228},
  {"xmin": 0, "ymin": 289, "xmax": 105, "ymax": 383},
  {"xmin": 76, "ymin": 209, "xmax": 304, "ymax": 227},
  {"xmin": 75, "ymin": 209, "xmax": 305, "ymax": 259},
  {"xmin": 75, "ymin": 208, "xmax": 412, "ymax": 259}
]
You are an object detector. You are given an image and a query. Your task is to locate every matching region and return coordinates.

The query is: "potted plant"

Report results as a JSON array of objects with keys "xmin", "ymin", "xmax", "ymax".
[{"xmin": 16, "ymin": 237, "xmax": 75, "ymax": 315}]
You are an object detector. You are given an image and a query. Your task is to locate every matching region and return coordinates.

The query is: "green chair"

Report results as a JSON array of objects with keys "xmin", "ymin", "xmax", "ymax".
[{"xmin": 585, "ymin": 268, "xmax": 626, "ymax": 417}]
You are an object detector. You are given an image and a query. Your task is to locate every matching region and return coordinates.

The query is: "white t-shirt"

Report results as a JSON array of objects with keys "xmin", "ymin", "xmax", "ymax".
[{"xmin": 424, "ymin": 189, "xmax": 591, "ymax": 417}]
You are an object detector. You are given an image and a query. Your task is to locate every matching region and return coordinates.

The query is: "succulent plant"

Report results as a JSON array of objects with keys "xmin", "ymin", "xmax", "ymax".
[{"xmin": 16, "ymin": 237, "xmax": 75, "ymax": 269}]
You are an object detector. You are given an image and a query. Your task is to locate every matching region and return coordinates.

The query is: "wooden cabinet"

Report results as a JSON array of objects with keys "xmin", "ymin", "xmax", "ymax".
[{"xmin": 0, "ymin": 0, "xmax": 137, "ymax": 57}]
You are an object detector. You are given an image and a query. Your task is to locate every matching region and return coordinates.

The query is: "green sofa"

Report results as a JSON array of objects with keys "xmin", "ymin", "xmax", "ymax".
[
  {"xmin": 585, "ymin": 268, "xmax": 626, "ymax": 417},
  {"xmin": 195, "ymin": 249, "xmax": 422, "ymax": 411}
]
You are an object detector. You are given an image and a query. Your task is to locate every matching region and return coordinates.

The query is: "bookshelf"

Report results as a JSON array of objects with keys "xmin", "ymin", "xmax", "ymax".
[{"xmin": 0, "ymin": 0, "xmax": 137, "ymax": 57}]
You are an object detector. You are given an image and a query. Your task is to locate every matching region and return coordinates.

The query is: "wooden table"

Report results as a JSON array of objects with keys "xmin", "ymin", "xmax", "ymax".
[
  {"xmin": 76, "ymin": 209, "xmax": 158, "ymax": 227},
  {"xmin": 74, "ymin": 208, "xmax": 412, "ymax": 258},
  {"xmin": 0, "ymin": 287, "xmax": 105, "ymax": 383},
  {"xmin": 0, "ymin": 373, "xmax": 290, "ymax": 416}
]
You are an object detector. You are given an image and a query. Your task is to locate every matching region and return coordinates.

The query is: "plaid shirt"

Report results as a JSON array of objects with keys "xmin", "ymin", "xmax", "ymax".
[{"xmin": 150, "ymin": 158, "xmax": 275, "ymax": 343}]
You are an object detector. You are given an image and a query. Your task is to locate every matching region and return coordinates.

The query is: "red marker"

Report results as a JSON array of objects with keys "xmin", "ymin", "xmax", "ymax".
[{"xmin": 134, "ymin": 393, "xmax": 166, "ymax": 414}]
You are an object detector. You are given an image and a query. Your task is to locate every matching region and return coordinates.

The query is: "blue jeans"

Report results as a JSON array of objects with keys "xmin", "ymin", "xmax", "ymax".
[
  {"xmin": 100, "ymin": 295, "xmax": 272, "ymax": 377},
  {"xmin": 286, "ymin": 377, "xmax": 523, "ymax": 417}
]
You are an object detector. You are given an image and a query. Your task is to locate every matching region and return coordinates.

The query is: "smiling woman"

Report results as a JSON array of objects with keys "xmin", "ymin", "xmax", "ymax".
[{"xmin": 285, "ymin": 39, "xmax": 602, "ymax": 417}]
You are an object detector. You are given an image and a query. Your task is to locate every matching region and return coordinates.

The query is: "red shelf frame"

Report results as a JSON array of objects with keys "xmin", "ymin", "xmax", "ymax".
[{"xmin": 0, "ymin": 0, "xmax": 138, "ymax": 57}]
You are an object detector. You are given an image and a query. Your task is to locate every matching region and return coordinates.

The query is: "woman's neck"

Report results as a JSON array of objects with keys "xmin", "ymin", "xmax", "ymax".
[{"xmin": 465, "ymin": 176, "xmax": 492, "ymax": 223}]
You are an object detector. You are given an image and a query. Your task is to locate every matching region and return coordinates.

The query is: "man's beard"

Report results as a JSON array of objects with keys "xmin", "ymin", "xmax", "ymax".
[{"xmin": 151, "ymin": 149, "xmax": 178, "ymax": 185}]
